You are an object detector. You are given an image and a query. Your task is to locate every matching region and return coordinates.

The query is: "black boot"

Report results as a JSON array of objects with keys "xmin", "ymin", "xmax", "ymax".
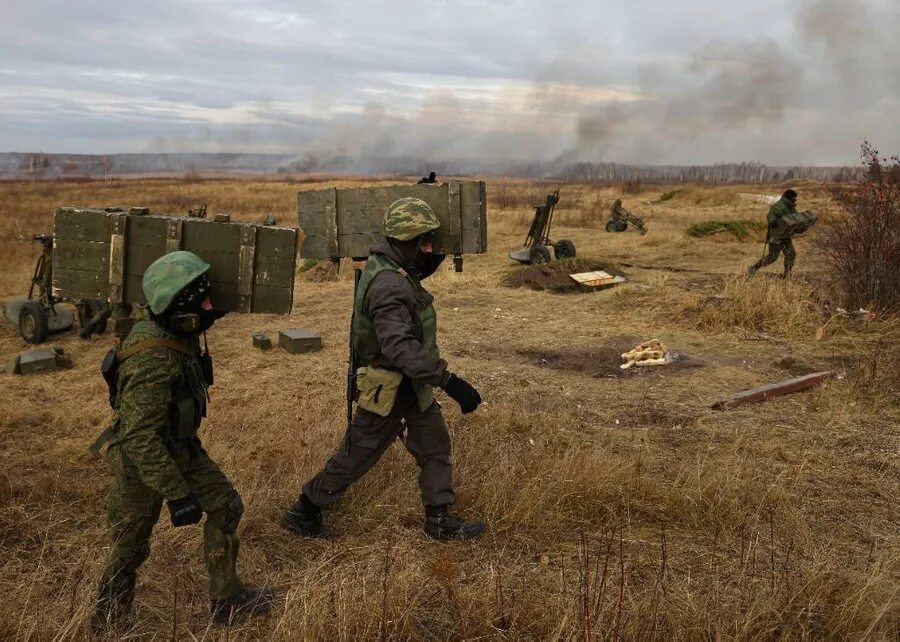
[
  {"xmin": 210, "ymin": 586, "xmax": 275, "ymax": 625},
  {"xmin": 424, "ymin": 505, "xmax": 485, "ymax": 540},
  {"xmin": 281, "ymin": 494, "xmax": 324, "ymax": 537}
]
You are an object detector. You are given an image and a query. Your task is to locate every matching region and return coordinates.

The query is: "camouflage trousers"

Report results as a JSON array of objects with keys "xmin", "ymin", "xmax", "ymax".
[
  {"xmin": 303, "ymin": 382, "xmax": 454, "ymax": 509},
  {"xmin": 96, "ymin": 445, "xmax": 245, "ymax": 606},
  {"xmin": 749, "ymin": 238, "xmax": 795, "ymax": 276}
]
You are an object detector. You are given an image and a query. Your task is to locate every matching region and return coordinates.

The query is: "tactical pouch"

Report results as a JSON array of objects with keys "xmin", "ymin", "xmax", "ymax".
[
  {"xmin": 356, "ymin": 366, "xmax": 403, "ymax": 417},
  {"xmin": 170, "ymin": 397, "xmax": 198, "ymax": 440},
  {"xmin": 101, "ymin": 348, "xmax": 119, "ymax": 408}
]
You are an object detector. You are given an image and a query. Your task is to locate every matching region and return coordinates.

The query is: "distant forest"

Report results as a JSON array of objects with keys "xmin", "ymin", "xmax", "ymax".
[{"xmin": 0, "ymin": 152, "xmax": 861, "ymax": 184}]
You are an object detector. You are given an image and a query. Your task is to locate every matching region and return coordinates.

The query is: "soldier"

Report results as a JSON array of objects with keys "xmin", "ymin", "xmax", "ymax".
[
  {"xmin": 610, "ymin": 198, "xmax": 627, "ymax": 227},
  {"xmin": 91, "ymin": 251, "xmax": 273, "ymax": 631},
  {"xmin": 418, "ymin": 171, "xmax": 437, "ymax": 184},
  {"xmin": 747, "ymin": 189, "xmax": 799, "ymax": 278},
  {"xmin": 608, "ymin": 199, "xmax": 647, "ymax": 234},
  {"xmin": 282, "ymin": 198, "xmax": 485, "ymax": 540}
]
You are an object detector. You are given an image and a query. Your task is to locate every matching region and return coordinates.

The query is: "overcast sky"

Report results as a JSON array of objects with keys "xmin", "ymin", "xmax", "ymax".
[{"xmin": 2, "ymin": 0, "xmax": 898, "ymax": 164}]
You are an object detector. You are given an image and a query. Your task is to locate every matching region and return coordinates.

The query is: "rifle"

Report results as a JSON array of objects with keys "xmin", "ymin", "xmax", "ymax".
[{"xmin": 346, "ymin": 261, "xmax": 365, "ymax": 455}]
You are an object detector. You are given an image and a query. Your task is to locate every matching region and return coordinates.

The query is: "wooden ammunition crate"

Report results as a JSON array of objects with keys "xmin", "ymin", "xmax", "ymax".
[
  {"xmin": 298, "ymin": 181, "xmax": 487, "ymax": 259},
  {"xmin": 52, "ymin": 207, "xmax": 298, "ymax": 314},
  {"xmin": 770, "ymin": 210, "xmax": 818, "ymax": 240}
]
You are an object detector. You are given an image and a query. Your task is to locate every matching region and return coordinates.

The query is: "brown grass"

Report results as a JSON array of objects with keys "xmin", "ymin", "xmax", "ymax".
[{"xmin": 0, "ymin": 177, "xmax": 897, "ymax": 639}]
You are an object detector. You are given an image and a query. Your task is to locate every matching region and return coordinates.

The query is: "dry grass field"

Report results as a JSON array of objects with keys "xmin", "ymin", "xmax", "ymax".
[{"xmin": 0, "ymin": 177, "xmax": 897, "ymax": 640}]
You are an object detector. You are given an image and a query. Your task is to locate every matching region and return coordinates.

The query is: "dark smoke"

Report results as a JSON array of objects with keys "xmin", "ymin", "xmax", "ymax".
[{"xmin": 138, "ymin": 0, "xmax": 899, "ymax": 168}]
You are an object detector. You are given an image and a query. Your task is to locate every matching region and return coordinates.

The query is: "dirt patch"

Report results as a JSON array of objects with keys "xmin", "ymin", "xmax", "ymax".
[
  {"xmin": 502, "ymin": 258, "xmax": 625, "ymax": 293},
  {"xmin": 517, "ymin": 342, "xmax": 704, "ymax": 378},
  {"xmin": 517, "ymin": 346, "xmax": 624, "ymax": 376},
  {"xmin": 619, "ymin": 262, "xmax": 700, "ymax": 273}
]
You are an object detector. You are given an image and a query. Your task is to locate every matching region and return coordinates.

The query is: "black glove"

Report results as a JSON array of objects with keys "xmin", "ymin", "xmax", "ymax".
[
  {"xmin": 167, "ymin": 493, "xmax": 203, "ymax": 527},
  {"xmin": 441, "ymin": 373, "xmax": 482, "ymax": 414}
]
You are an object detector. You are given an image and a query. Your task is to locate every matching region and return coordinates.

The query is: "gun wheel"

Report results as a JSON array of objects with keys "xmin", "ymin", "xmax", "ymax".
[
  {"xmin": 529, "ymin": 245, "xmax": 551, "ymax": 265},
  {"xmin": 19, "ymin": 301, "xmax": 49, "ymax": 344},
  {"xmin": 554, "ymin": 239, "xmax": 576, "ymax": 259}
]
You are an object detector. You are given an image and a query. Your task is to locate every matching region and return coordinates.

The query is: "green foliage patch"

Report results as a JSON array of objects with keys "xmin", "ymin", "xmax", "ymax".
[{"xmin": 686, "ymin": 219, "xmax": 766, "ymax": 240}]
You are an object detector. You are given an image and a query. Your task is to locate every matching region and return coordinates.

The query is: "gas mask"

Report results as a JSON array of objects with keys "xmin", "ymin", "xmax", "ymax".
[
  {"xmin": 389, "ymin": 232, "xmax": 446, "ymax": 280},
  {"xmin": 159, "ymin": 274, "xmax": 226, "ymax": 336}
]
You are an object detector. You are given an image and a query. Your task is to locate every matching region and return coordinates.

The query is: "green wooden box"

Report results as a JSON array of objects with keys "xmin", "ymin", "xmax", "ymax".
[
  {"xmin": 52, "ymin": 207, "xmax": 299, "ymax": 314},
  {"xmin": 770, "ymin": 210, "xmax": 818, "ymax": 240},
  {"xmin": 297, "ymin": 181, "xmax": 487, "ymax": 259}
]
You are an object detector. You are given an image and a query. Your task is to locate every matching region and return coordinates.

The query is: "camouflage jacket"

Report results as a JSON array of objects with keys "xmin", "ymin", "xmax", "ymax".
[
  {"xmin": 355, "ymin": 241, "xmax": 447, "ymax": 387},
  {"xmin": 112, "ymin": 311, "xmax": 207, "ymax": 500},
  {"xmin": 766, "ymin": 197, "xmax": 797, "ymax": 227}
]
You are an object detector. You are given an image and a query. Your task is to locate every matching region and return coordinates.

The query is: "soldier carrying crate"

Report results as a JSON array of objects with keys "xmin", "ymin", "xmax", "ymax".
[{"xmin": 747, "ymin": 189, "xmax": 817, "ymax": 279}]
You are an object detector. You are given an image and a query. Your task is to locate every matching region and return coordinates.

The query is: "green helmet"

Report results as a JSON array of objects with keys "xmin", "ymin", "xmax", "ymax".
[
  {"xmin": 142, "ymin": 251, "xmax": 210, "ymax": 314},
  {"xmin": 383, "ymin": 197, "xmax": 440, "ymax": 241}
]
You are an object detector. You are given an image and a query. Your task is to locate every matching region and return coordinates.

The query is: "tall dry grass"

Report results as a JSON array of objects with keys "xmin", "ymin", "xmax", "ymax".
[{"xmin": 0, "ymin": 177, "xmax": 897, "ymax": 640}]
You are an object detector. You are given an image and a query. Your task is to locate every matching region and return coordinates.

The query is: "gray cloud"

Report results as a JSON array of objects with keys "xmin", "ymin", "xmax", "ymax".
[{"xmin": 0, "ymin": 0, "xmax": 897, "ymax": 164}]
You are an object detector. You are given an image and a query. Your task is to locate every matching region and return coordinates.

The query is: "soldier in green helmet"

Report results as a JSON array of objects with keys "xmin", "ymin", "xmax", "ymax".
[
  {"xmin": 747, "ymin": 189, "xmax": 799, "ymax": 278},
  {"xmin": 282, "ymin": 197, "xmax": 485, "ymax": 540},
  {"xmin": 91, "ymin": 250, "xmax": 273, "ymax": 631}
]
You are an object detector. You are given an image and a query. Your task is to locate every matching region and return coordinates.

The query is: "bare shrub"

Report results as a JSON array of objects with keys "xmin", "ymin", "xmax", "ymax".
[
  {"xmin": 817, "ymin": 142, "xmax": 900, "ymax": 313},
  {"xmin": 182, "ymin": 168, "xmax": 203, "ymax": 183}
]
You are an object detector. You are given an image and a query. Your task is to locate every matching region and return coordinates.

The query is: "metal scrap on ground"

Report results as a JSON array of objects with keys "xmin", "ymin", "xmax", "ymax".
[
  {"xmin": 620, "ymin": 339, "xmax": 671, "ymax": 369},
  {"xmin": 712, "ymin": 371, "xmax": 833, "ymax": 410}
]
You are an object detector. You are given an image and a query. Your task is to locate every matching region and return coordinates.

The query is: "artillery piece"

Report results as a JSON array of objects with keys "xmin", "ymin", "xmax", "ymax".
[
  {"xmin": 605, "ymin": 199, "xmax": 648, "ymax": 234},
  {"xmin": 3, "ymin": 234, "xmax": 108, "ymax": 344},
  {"xmin": 509, "ymin": 190, "xmax": 576, "ymax": 264}
]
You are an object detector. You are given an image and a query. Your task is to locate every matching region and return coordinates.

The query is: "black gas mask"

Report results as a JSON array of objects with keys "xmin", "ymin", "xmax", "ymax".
[
  {"xmin": 389, "ymin": 232, "xmax": 446, "ymax": 280},
  {"xmin": 158, "ymin": 274, "xmax": 226, "ymax": 336}
]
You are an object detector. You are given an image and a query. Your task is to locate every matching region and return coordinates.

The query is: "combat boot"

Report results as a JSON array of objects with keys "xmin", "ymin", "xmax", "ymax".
[
  {"xmin": 424, "ymin": 506, "xmax": 485, "ymax": 540},
  {"xmin": 281, "ymin": 494, "xmax": 324, "ymax": 537},
  {"xmin": 782, "ymin": 266, "xmax": 793, "ymax": 279},
  {"xmin": 210, "ymin": 586, "xmax": 275, "ymax": 625}
]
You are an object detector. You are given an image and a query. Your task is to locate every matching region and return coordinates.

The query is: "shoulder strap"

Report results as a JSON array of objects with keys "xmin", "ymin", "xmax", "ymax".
[{"xmin": 117, "ymin": 338, "xmax": 195, "ymax": 361}]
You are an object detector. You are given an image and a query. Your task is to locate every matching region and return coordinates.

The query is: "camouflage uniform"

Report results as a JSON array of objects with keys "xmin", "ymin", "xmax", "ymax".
[
  {"xmin": 285, "ymin": 198, "xmax": 484, "ymax": 540},
  {"xmin": 93, "ymin": 252, "xmax": 267, "ymax": 629},
  {"xmin": 748, "ymin": 196, "xmax": 798, "ymax": 277}
]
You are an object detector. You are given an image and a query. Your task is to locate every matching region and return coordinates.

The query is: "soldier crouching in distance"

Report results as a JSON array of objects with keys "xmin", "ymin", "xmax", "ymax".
[
  {"xmin": 91, "ymin": 251, "xmax": 273, "ymax": 632},
  {"xmin": 282, "ymin": 197, "xmax": 486, "ymax": 541}
]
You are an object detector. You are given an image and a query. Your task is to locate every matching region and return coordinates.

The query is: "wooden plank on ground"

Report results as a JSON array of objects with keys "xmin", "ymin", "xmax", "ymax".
[{"xmin": 711, "ymin": 371, "xmax": 833, "ymax": 410}]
